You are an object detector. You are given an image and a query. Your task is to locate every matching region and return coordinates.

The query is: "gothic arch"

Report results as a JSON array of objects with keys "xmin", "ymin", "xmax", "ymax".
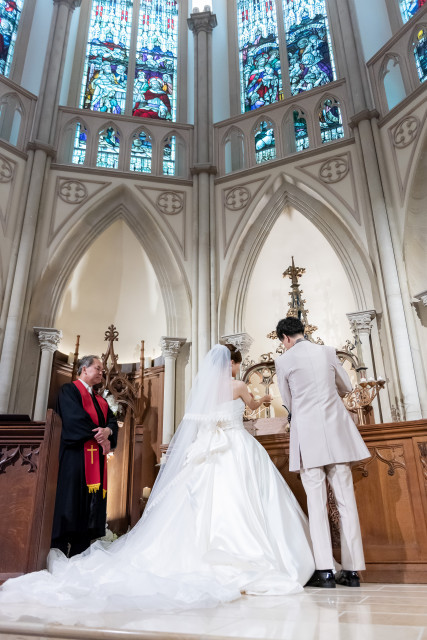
[
  {"xmin": 28, "ymin": 184, "xmax": 191, "ymax": 339},
  {"xmin": 219, "ymin": 179, "xmax": 377, "ymax": 336}
]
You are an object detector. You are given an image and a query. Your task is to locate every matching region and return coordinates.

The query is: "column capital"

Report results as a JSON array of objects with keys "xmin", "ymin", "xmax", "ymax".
[
  {"xmin": 53, "ymin": 0, "xmax": 82, "ymax": 9},
  {"xmin": 221, "ymin": 332, "xmax": 254, "ymax": 358},
  {"xmin": 414, "ymin": 290, "xmax": 427, "ymax": 306},
  {"xmin": 346, "ymin": 310, "xmax": 376, "ymax": 334},
  {"xmin": 188, "ymin": 10, "xmax": 217, "ymax": 34},
  {"xmin": 160, "ymin": 337, "xmax": 187, "ymax": 359},
  {"xmin": 34, "ymin": 327, "xmax": 62, "ymax": 352}
]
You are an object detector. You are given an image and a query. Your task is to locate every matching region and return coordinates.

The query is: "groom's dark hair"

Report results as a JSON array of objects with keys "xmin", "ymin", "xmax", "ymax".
[{"xmin": 276, "ymin": 317, "xmax": 305, "ymax": 340}]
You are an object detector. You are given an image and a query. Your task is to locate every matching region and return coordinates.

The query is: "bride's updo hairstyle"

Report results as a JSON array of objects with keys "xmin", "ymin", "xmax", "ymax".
[{"xmin": 224, "ymin": 343, "xmax": 242, "ymax": 364}]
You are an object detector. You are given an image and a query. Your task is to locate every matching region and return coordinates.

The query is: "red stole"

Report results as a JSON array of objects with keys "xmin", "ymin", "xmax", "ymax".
[{"xmin": 73, "ymin": 379, "xmax": 109, "ymax": 498}]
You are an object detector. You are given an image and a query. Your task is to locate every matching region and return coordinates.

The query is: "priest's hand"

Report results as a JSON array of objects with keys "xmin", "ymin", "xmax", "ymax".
[
  {"xmin": 101, "ymin": 440, "xmax": 111, "ymax": 456},
  {"xmin": 93, "ymin": 426, "xmax": 111, "ymax": 447}
]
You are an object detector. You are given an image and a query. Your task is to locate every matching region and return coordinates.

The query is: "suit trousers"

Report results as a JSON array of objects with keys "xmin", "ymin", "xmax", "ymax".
[{"xmin": 300, "ymin": 462, "xmax": 365, "ymax": 571}]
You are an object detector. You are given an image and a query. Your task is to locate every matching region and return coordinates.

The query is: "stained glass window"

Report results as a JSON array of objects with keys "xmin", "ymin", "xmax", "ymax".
[
  {"xmin": 319, "ymin": 97, "xmax": 344, "ymax": 143},
  {"xmin": 237, "ymin": 0, "xmax": 283, "ymax": 113},
  {"xmin": 293, "ymin": 109, "xmax": 309, "ymax": 150},
  {"xmin": 0, "ymin": 0, "xmax": 24, "ymax": 77},
  {"xmin": 254, "ymin": 120, "xmax": 276, "ymax": 162},
  {"xmin": 80, "ymin": 1, "xmax": 133, "ymax": 114},
  {"xmin": 72, "ymin": 123, "xmax": 88, "ymax": 164},
  {"xmin": 163, "ymin": 134, "xmax": 176, "ymax": 175},
  {"xmin": 130, "ymin": 129, "xmax": 152, "ymax": 172},
  {"xmin": 97, "ymin": 126, "xmax": 120, "ymax": 168},
  {"xmin": 132, "ymin": 0, "xmax": 178, "ymax": 121},
  {"xmin": 399, "ymin": 0, "xmax": 426, "ymax": 23},
  {"xmin": 282, "ymin": 0, "xmax": 336, "ymax": 96},
  {"xmin": 413, "ymin": 28, "xmax": 427, "ymax": 82}
]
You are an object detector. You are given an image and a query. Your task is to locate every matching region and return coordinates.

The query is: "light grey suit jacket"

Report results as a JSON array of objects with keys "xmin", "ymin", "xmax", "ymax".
[{"xmin": 275, "ymin": 340, "xmax": 370, "ymax": 472}]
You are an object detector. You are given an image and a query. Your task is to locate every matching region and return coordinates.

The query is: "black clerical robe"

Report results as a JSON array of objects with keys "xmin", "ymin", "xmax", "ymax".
[{"xmin": 51, "ymin": 382, "xmax": 119, "ymax": 542}]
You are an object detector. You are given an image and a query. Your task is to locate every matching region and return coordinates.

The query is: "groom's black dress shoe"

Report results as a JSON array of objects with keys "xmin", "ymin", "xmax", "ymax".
[
  {"xmin": 335, "ymin": 570, "xmax": 361, "ymax": 587},
  {"xmin": 305, "ymin": 570, "xmax": 336, "ymax": 588}
]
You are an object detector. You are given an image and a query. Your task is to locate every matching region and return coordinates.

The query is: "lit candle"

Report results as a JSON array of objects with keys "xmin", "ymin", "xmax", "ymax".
[
  {"xmin": 360, "ymin": 378, "xmax": 367, "ymax": 383},
  {"xmin": 368, "ymin": 377, "xmax": 375, "ymax": 382},
  {"xmin": 142, "ymin": 486, "xmax": 151, "ymax": 499},
  {"xmin": 144, "ymin": 356, "xmax": 151, "ymax": 368}
]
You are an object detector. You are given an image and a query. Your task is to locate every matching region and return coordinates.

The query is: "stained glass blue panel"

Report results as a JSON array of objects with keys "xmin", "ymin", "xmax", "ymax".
[
  {"xmin": 133, "ymin": 0, "xmax": 178, "ymax": 121},
  {"xmin": 399, "ymin": 0, "xmax": 426, "ymax": 23},
  {"xmin": 255, "ymin": 120, "xmax": 276, "ymax": 162},
  {"xmin": 293, "ymin": 109, "xmax": 309, "ymax": 150},
  {"xmin": 130, "ymin": 129, "xmax": 152, "ymax": 172},
  {"xmin": 237, "ymin": 0, "xmax": 283, "ymax": 113},
  {"xmin": 414, "ymin": 28, "xmax": 427, "ymax": 82},
  {"xmin": 0, "ymin": 0, "xmax": 24, "ymax": 77},
  {"xmin": 282, "ymin": 0, "xmax": 336, "ymax": 96},
  {"xmin": 72, "ymin": 123, "xmax": 88, "ymax": 164},
  {"xmin": 319, "ymin": 98, "xmax": 344, "ymax": 143},
  {"xmin": 80, "ymin": 1, "xmax": 133, "ymax": 114},
  {"xmin": 163, "ymin": 134, "xmax": 176, "ymax": 175},
  {"xmin": 97, "ymin": 126, "xmax": 120, "ymax": 168}
]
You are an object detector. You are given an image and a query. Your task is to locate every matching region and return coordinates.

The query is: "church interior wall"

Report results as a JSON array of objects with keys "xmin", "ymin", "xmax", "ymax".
[{"xmin": 0, "ymin": 0, "xmax": 425, "ymax": 421}]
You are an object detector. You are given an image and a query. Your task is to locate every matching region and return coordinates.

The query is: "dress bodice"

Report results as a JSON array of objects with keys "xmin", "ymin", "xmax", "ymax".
[{"xmin": 216, "ymin": 397, "xmax": 245, "ymax": 430}]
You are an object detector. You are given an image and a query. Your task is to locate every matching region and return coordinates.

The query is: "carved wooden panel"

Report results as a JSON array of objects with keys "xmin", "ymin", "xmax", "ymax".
[
  {"xmin": 250, "ymin": 417, "xmax": 427, "ymax": 583},
  {"xmin": 0, "ymin": 411, "xmax": 61, "ymax": 581}
]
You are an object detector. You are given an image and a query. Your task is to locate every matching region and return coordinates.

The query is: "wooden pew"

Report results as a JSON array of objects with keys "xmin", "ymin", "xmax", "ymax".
[{"xmin": 0, "ymin": 410, "xmax": 61, "ymax": 581}]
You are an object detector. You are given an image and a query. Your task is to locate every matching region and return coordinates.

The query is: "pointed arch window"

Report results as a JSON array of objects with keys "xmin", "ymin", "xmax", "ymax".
[
  {"xmin": 162, "ymin": 134, "xmax": 176, "ymax": 175},
  {"xmin": 413, "ymin": 27, "xmax": 427, "ymax": 82},
  {"xmin": 130, "ymin": 129, "xmax": 152, "ymax": 172},
  {"xmin": 293, "ymin": 109, "xmax": 309, "ymax": 151},
  {"xmin": 399, "ymin": 0, "xmax": 426, "ymax": 24},
  {"xmin": 319, "ymin": 97, "xmax": 344, "ymax": 143},
  {"xmin": 237, "ymin": 0, "xmax": 283, "ymax": 112},
  {"xmin": 254, "ymin": 119, "xmax": 276, "ymax": 163},
  {"xmin": 72, "ymin": 123, "xmax": 88, "ymax": 165},
  {"xmin": 282, "ymin": 0, "xmax": 336, "ymax": 95},
  {"xmin": 132, "ymin": 0, "xmax": 178, "ymax": 121},
  {"xmin": 97, "ymin": 126, "xmax": 120, "ymax": 168},
  {"xmin": 80, "ymin": 1, "xmax": 179, "ymax": 121},
  {"xmin": 236, "ymin": 0, "xmax": 337, "ymax": 110},
  {"xmin": 0, "ymin": 0, "xmax": 25, "ymax": 78}
]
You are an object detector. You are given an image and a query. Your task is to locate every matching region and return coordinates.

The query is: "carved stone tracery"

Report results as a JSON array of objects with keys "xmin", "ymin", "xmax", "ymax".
[
  {"xmin": 58, "ymin": 180, "xmax": 88, "ymax": 204},
  {"xmin": 160, "ymin": 337, "xmax": 186, "ymax": 359},
  {"xmin": 0, "ymin": 155, "xmax": 14, "ymax": 183},
  {"xmin": 392, "ymin": 115, "xmax": 420, "ymax": 148},
  {"xmin": 224, "ymin": 186, "xmax": 251, "ymax": 211},
  {"xmin": 156, "ymin": 191, "xmax": 184, "ymax": 215},
  {"xmin": 319, "ymin": 157, "xmax": 349, "ymax": 183}
]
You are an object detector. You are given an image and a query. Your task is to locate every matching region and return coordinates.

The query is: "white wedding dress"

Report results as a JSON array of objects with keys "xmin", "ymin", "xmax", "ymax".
[{"xmin": 0, "ymin": 397, "xmax": 315, "ymax": 617}]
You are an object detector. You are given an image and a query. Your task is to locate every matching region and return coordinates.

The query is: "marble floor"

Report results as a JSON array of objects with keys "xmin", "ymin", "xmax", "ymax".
[{"xmin": 0, "ymin": 583, "xmax": 427, "ymax": 640}]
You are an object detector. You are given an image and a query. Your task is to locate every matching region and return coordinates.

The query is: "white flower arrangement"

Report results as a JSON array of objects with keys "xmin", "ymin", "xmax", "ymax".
[{"xmin": 102, "ymin": 390, "xmax": 122, "ymax": 416}]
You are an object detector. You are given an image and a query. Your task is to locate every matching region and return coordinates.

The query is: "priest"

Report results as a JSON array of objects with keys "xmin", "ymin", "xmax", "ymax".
[{"xmin": 51, "ymin": 355, "xmax": 119, "ymax": 557}]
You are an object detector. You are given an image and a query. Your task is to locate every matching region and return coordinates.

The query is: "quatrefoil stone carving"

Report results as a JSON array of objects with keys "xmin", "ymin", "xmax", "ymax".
[
  {"xmin": 224, "ymin": 186, "xmax": 251, "ymax": 211},
  {"xmin": 58, "ymin": 180, "xmax": 88, "ymax": 204},
  {"xmin": 156, "ymin": 192, "xmax": 184, "ymax": 215},
  {"xmin": 319, "ymin": 157, "xmax": 349, "ymax": 183}
]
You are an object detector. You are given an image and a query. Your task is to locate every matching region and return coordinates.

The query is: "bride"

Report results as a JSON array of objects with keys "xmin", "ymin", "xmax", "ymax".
[{"xmin": 0, "ymin": 344, "xmax": 314, "ymax": 614}]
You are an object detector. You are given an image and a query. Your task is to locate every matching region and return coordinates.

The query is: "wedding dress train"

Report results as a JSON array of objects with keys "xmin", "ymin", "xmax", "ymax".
[{"xmin": 0, "ymin": 397, "xmax": 314, "ymax": 616}]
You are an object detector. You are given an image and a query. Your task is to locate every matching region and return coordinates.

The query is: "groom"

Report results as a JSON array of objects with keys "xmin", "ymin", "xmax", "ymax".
[{"xmin": 275, "ymin": 317, "xmax": 370, "ymax": 588}]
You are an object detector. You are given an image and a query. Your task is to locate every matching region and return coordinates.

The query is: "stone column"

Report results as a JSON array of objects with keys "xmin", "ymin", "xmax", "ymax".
[
  {"xmin": 221, "ymin": 332, "xmax": 254, "ymax": 362},
  {"xmin": 0, "ymin": 0, "xmax": 81, "ymax": 413},
  {"xmin": 188, "ymin": 8, "xmax": 217, "ymax": 368},
  {"xmin": 331, "ymin": 0, "xmax": 423, "ymax": 420},
  {"xmin": 160, "ymin": 337, "xmax": 187, "ymax": 445},
  {"xmin": 33, "ymin": 328, "xmax": 62, "ymax": 421},
  {"xmin": 346, "ymin": 311, "xmax": 382, "ymax": 420}
]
